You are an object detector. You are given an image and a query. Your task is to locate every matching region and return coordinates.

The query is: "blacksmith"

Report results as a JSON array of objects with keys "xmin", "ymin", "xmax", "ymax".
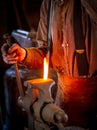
[{"xmin": 1, "ymin": 0, "xmax": 97, "ymax": 129}]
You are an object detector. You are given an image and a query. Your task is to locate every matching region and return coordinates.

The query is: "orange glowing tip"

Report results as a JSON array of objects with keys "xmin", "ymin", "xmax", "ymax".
[{"xmin": 43, "ymin": 57, "xmax": 49, "ymax": 80}]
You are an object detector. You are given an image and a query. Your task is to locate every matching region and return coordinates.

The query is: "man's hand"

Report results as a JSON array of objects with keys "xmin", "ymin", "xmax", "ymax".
[{"xmin": 1, "ymin": 43, "xmax": 26, "ymax": 64}]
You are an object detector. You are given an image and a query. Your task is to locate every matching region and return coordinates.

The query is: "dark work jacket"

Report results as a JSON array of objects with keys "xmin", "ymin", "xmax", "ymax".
[{"xmin": 24, "ymin": 0, "xmax": 97, "ymax": 77}]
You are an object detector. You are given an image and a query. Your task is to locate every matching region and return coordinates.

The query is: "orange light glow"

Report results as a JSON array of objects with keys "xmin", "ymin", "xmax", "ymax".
[{"xmin": 43, "ymin": 57, "xmax": 49, "ymax": 80}]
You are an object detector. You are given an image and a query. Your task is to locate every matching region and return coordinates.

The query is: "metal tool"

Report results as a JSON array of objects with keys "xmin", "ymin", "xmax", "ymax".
[
  {"xmin": 3, "ymin": 33, "xmax": 24, "ymax": 97},
  {"xmin": 24, "ymin": 78, "xmax": 68, "ymax": 130}
]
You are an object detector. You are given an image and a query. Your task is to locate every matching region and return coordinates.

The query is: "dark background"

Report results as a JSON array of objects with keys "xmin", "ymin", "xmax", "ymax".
[
  {"xmin": 0, "ymin": 0, "xmax": 43, "ymax": 125},
  {"xmin": 0, "ymin": 0, "xmax": 43, "ymax": 67}
]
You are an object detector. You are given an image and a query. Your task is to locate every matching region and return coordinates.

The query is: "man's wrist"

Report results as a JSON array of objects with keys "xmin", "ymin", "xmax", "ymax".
[{"xmin": 20, "ymin": 48, "xmax": 27, "ymax": 63}]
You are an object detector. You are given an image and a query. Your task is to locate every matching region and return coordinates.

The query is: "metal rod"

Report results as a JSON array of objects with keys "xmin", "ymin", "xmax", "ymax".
[
  {"xmin": 3, "ymin": 33, "xmax": 24, "ymax": 97},
  {"xmin": 14, "ymin": 63, "xmax": 24, "ymax": 97}
]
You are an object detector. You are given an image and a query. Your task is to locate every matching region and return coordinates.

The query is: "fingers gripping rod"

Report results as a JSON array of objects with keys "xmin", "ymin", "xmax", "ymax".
[{"xmin": 3, "ymin": 33, "xmax": 24, "ymax": 97}]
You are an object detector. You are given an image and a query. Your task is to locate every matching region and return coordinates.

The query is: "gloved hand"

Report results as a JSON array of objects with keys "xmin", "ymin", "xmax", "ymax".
[{"xmin": 1, "ymin": 43, "xmax": 26, "ymax": 64}]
